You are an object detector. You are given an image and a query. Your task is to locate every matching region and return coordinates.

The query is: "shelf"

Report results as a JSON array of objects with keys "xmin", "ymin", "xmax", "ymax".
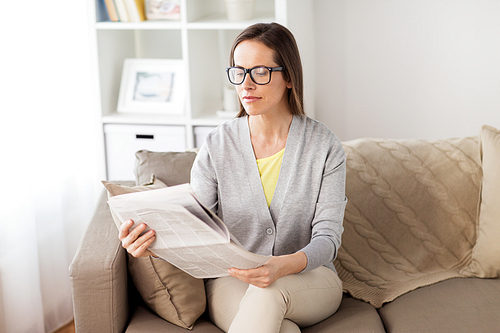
[
  {"xmin": 96, "ymin": 20, "xmax": 182, "ymax": 30},
  {"xmin": 101, "ymin": 112, "xmax": 232, "ymax": 127},
  {"xmin": 95, "ymin": 11, "xmax": 275, "ymax": 31},
  {"xmin": 191, "ymin": 114, "xmax": 234, "ymax": 126},
  {"xmin": 89, "ymin": 0, "xmax": 310, "ymax": 177},
  {"xmin": 101, "ymin": 112, "xmax": 189, "ymax": 126},
  {"xmin": 186, "ymin": 10, "xmax": 276, "ymax": 30}
]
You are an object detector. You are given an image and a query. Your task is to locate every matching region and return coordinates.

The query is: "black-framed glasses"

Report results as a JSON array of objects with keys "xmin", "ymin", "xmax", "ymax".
[{"xmin": 226, "ymin": 66, "xmax": 284, "ymax": 85}]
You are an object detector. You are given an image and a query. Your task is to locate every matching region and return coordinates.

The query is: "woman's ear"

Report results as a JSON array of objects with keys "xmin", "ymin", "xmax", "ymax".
[{"xmin": 287, "ymin": 80, "xmax": 292, "ymax": 89}]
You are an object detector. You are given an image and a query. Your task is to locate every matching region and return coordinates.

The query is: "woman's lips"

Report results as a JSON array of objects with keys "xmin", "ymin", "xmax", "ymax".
[{"xmin": 242, "ymin": 96, "xmax": 261, "ymax": 103}]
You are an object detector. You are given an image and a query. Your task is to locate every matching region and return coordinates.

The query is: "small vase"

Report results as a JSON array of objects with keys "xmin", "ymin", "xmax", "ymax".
[
  {"xmin": 224, "ymin": 0, "xmax": 255, "ymax": 21},
  {"xmin": 223, "ymin": 86, "xmax": 239, "ymax": 112}
]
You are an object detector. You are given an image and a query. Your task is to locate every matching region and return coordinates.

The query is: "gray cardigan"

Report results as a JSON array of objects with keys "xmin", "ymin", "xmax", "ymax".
[{"xmin": 190, "ymin": 115, "xmax": 347, "ymax": 272}]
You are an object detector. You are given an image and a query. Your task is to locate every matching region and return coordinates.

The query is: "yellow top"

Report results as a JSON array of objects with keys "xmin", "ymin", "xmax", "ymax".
[{"xmin": 256, "ymin": 148, "xmax": 285, "ymax": 207}]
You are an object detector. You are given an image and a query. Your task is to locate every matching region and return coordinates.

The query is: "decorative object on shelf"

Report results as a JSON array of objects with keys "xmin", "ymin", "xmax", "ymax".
[
  {"xmin": 217, "ymin": 86, "xmax": 239, "ymax": 118},
  {"xmin": 223, "ymin": 86, "xmax": 239, "ymax": 112},
  {"xmin": 145, "ymin": 0, "xmax": 181, "ymax": 20},
  {"xmin": 224, "ymin": 0, "xmax": 255, "ymax": 21},
  {"xmin": 117, "ymin": 58, "xmax": 185, "ymax": 115}
]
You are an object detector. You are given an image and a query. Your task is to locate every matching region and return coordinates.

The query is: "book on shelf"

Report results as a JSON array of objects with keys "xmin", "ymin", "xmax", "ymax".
[
  {"xmin": 106, "ymin": 183, "xmax": 270, "ymax": 279},
  {"xmin": 113, "ymin": 0, "xmax": 130, "ymax": 22},
  {"xmin": 102, "ymin": 0, "xmax": 119, "ymax": 22},
  {"xmin": 125, "ymin": 0, "xmax": 146, "ymax": 22}
]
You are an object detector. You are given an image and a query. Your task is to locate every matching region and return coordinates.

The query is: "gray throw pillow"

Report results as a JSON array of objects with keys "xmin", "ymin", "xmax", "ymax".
[{"xmin": 135, "ymin": 150, "xmax": 197, "ymax": 186}]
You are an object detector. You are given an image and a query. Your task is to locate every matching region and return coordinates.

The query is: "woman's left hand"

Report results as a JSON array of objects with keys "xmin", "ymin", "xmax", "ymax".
[{"xmin": 228, "ymin": 251, "xmax": 307, "ymax": 288}]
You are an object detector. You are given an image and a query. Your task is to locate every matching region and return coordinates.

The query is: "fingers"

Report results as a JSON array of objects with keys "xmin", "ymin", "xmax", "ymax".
[
  {"xmin": 229, "ymin": 266, "xmax": 266, "ymax": 279},
  {"xmin": 228, "ymin": 266, "xmax": 273, "ymax": 288},
  {"xmin": 128, "ymin": 230, "xmax": 156, "ymax": 257},
  {"xmin": 118, "ymin": 219, "xmax": 134, "ymax": 241},
  {"xmin": 121, "ymin": 220, "xmax": 147, "ymax": 247},
  {"xmin": 228, "ymin": 256, "xmax": 287, "ymax": 288},
  {"xmin": 119, "ymin": 219, "xmax": 156, "ymax": 257}
]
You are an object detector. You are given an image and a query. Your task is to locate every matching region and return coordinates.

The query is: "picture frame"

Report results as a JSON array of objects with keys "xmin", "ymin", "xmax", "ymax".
[
  {"xmin": 145, "ymin": 0, "xmax": 181, "ymax": 21},
  {"xmin": 117, "ymin": 58, "xmax": 185, "ymax": 115}
]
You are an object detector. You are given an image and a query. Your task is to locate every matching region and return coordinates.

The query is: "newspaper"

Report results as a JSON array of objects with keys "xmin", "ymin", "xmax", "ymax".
[{"xmin": 107, "ymin": 183, "xmax": 270, "ymax": 278}]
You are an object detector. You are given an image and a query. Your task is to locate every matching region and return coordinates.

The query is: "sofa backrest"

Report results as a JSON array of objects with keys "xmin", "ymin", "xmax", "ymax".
[{"xmin": 133, "ymin": 136, "xmax": 483, "ymax": 308}]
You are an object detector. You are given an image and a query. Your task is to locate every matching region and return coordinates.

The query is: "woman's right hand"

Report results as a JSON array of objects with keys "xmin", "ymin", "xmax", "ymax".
[{"xmin": 118, "ymin": 219, "xmax": 156, "ymax": 257}]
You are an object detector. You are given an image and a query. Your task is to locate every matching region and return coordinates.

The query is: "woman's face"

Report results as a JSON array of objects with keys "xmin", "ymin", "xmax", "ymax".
[{"xmin": 232, "ymin": 40, "xmax": 292, "ymax": 117}]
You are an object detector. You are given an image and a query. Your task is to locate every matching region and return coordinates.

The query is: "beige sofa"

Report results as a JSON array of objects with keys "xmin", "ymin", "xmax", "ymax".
[{"xmin": 70, "ymin": 125, "xmax": 500, "ymax": 332}]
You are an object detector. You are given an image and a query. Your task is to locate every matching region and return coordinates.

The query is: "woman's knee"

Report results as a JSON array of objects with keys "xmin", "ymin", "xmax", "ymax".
[
  {"xmin": 280, "ymin": 319, "xmax": 301, "ymax": 333},
  {"xmin": 244, "ymin": 283, "xmax": 289, "ymax": 305}
]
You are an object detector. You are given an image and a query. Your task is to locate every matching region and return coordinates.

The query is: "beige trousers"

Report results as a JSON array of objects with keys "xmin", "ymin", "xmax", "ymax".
[{"xmin": 206, "ymin": 266, "xmax": 343, "ymax": 333}]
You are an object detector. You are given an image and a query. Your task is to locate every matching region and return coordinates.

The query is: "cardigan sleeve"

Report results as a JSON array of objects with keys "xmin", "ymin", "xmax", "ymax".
[
  {"xmin": 190, "ymin": 142, "xmax": 218, "ymax": 214},
  {"xmin": 300, "ymin": 139, "xmax": 347, "ymax": 272}
]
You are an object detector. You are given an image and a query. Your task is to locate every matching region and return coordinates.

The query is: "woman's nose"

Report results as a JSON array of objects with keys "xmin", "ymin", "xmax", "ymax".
[{"xmin": 241, "ymin": 73, "xmax": 256, "ymax": 90}]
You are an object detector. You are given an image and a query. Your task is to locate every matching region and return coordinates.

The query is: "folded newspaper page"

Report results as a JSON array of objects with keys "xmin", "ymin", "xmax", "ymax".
[{"xmin": 107, "ymin": 183, "xmax": 270, "ymax": 278}]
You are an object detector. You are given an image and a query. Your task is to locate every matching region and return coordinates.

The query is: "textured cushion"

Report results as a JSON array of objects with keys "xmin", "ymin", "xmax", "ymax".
[
  {"xmin": 461, "ymin": 125, "xmax": 500, "ymax": 277},
  {"xmin": 102, "ymin": 179, "xmax": 206, "ymax": 330},
  {"xmin": 378, "ymin": 277, "xmax": 500, "ymax": 333},
  {"xmin": 335, "ymin": 136, "xmax": 482, "ymax": 307},
  {"xmin": 135, "ymin": 150, "xmax": 197, "ymax": 186}
]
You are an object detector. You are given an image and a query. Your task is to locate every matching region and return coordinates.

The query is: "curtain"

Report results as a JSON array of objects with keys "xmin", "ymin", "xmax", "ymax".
[{"xmin": 0, "ymin": 1, "xmax": 102, "ymax": 332}]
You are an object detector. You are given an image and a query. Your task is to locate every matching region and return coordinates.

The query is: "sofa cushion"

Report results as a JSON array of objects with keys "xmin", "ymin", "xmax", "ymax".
[
  {"xmin": 302, "ymin": 294, "xmax": 385, "ymax": 333},
  {"xmin": 102, "ymin": 179, "xmax": 206, "ymax": 330},
  {"xmin": 461, "ymin": 125, "xmax": 500, "ymax": 278},
  {"xmin": 101, "ymin": 176, "xmax": 167, "ymax": 229},
  {"xmin": 135, "ymin": 150, "xmax": 197, "ymax": 186},
  {"xmin": 126, "ymin": 304, "xmax": 223, "ymax": 333},
  {"xmin": 378, "ymin": 277, "xmax": 500, "ymax": 333},
  {"xmin": 126, "ymin": 256, "xmax": 206, "ymax": 330},
  {"xmin": 102, "ymin": 175, "xmax": 165, "ymax": 195},
  {"xmin": 336, "ymin": 136, "xmax": 482, "ymax": 307}
]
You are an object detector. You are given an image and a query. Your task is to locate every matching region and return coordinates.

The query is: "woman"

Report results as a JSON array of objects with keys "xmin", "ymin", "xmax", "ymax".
[{"xmin": 119, "ymin": 22, "xmax": 347, "ymax": 333}]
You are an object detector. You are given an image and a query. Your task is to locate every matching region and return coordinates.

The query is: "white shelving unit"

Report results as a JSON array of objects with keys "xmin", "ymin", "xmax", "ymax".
[{"xmin": 88, "ymin": 0, "xmax": 314, "ymax": 180}]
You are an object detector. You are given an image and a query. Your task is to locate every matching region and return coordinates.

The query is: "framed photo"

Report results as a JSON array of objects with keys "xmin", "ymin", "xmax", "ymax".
[
  {"xmin": 145, "ymin": 0, "xmax": 181, "ymax": 21},
  {"xmin": 117, "ymin": 59, "xmax": 185, "ymax": 115}
]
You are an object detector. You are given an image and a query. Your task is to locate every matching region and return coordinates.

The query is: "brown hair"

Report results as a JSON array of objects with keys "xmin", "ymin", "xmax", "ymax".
[{"xmin": 229, "ymin": 22, "xmax": 305, "ymax": 117}]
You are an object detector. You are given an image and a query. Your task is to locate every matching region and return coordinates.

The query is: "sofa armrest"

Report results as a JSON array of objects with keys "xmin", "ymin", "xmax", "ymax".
[{"xmin": 69, "ymin": 189, "xmax": 129, "ymax": 333}]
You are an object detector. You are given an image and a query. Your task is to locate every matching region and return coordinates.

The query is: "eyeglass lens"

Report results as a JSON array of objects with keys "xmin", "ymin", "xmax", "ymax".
[{"xmin": 228, "ymin": 67, "xmax": 271, "ymax": 85}]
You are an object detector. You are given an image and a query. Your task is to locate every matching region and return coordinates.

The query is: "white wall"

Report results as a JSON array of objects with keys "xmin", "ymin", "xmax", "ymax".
[{"xmin": 313, "ymin": 0, "xmax": 500, "ymax": 141}]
